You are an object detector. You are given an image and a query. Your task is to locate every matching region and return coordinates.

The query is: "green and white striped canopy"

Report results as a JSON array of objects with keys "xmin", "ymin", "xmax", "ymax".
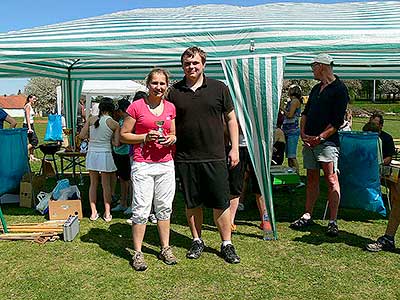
[
  {"xmin": 1, "ymin": 1, "xmax": 400, "ymax": 80},
  {"xmin": 2, "ymin": 1, "xmax": 400, "ymax": 238}
]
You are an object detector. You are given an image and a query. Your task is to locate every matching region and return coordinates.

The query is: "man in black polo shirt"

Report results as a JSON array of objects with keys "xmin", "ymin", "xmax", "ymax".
[
  {"xmin": 168, "ymin": 46, "xmax": 240, "ymax": 264},
  {"xmin": 289, "ymin": 53, "xmax": 349, "ymax": 237},
  {"xmin": 366, "ymin": 112, "xmax": 398, "ymax": 252}
]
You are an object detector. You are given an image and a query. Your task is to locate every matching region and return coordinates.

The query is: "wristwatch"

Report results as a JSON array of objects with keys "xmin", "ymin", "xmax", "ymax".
[{"xmin": 318, "ymin": 136, "xmax": 326, "ymax": 142}]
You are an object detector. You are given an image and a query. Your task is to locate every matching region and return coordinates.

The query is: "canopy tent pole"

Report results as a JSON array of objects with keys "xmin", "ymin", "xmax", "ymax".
[{"xmin": 221, "ymin": 55, "xmax": 285, "ymax": 240}]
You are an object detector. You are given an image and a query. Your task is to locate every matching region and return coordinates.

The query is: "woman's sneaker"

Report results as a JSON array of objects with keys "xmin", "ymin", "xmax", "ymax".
[
  {"xmin": 158, "ymin": 246, "xmax": 177, "ymax": 265},
  {"xmin": 131, "ymin": 251, "xmax": 147, "ymax": 271},
  {"xmin": 365, "ymin": 236, "xmax": 395, "ymax": 252}
]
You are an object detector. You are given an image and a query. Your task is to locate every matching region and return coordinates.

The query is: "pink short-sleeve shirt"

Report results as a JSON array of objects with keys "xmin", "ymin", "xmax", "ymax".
[{"xmin": 126, "ymin": 98, "xmax": 176, "ymax": 162}]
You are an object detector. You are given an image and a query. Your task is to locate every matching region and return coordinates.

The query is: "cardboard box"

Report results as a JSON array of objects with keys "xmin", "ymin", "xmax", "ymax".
[
  {"xmin": 49, "ymin": 200, "xmax": 83, "ymax": 220},
  {"xmin": 19, "ymin": 182, "xmax": 33, "ymax": 208}
]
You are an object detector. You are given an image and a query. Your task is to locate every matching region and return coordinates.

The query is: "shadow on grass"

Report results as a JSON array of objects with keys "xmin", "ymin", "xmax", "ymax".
[
  {"xmin": 80, "ymin": 222, "xmax": 199, "ymax": 261},
  {"xmin": 291, "ymin": 223, "xmax": 378, "ymax": 249}
]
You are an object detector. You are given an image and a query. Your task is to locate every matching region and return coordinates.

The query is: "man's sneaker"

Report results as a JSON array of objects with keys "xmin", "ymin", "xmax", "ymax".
[
  {"xmin": 148, "ymin": 214, "xmax": 158, "ymax": 224},
  {"xmin": 221, "ymin": 244, "xmax": 240, "ymax": 264},
  {"xmin": 289, "ymin": 217, "xmax": 314, "ymax": 229},
  {"xmin": 365, "ymin": 235, "xmax": 395, "ymax": 252},
  {"xmin": 111, "ymin": 204, "xmax": 127, "ymax": 212},
  {"xmin": 123, "ymin": 207, "xmax": 133, "ymax": 215},
  {"xmin": 131, "ymin": 251, "xmax": 147, "ymax": 271},
  {"xmin": 186, "ymin": 240, "xmax": 205, "ymax": 259},
  {"xmin": 158, "ymin": 246, "xmax": 177, "ymax": 265},
  {"xmin": 326, "ymin": 222, "xmax": 339, "ymax": 237}
]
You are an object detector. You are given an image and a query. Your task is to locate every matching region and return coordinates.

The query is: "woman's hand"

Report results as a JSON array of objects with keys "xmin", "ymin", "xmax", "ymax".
[
  {"xmin": 159, "ymin": 134, "xmax": 177, "ymax": 147},
  {"xmin": 145, "ymin": 130, "xmax": 161, "ymax": 143},
  {"xmin": 27, "ymin": 128, "xmax": 33, "ymax": 133}
]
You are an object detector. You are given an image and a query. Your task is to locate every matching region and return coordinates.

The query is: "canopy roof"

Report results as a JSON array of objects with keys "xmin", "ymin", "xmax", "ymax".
[
  {"xmin": 81, "ymin": 80, "xmax": 146, "ymax": 96},
  {"xmin": 1, "ymin": 1, "xmax": 400, "ymax": 80}
]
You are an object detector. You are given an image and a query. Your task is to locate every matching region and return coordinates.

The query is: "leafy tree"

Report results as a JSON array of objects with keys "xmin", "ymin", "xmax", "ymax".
[
  {"xmin": 24, "ymin": 77, "xmax": 61, "ymax": 114},
  {"xmin": 378, "ymin": 79, "xmax": 400, "ymax": 100},
  {"xmin": 343, "ymin": 79, "xmax": 362, "ymax": 102}
]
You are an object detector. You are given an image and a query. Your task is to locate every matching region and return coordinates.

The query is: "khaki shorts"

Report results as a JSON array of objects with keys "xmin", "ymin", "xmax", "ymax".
[{"xmin": 302, "ymin": 142, "xmax": 339, "ymax": 172}]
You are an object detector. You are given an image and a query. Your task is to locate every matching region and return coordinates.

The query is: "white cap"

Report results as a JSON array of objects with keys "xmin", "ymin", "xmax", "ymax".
[{"xmin": 313, "ymin": 53, "xmax": 333, "ymax": 65}]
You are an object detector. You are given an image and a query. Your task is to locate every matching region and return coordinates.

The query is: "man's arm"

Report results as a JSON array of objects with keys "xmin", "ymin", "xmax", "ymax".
[
  {"xmin": 226, "ymin": 110, "xmax": 239, "ymax": 168},
  {"xmin": 5, "ymin": 115, "xmax": 17, "ymax": 128}
]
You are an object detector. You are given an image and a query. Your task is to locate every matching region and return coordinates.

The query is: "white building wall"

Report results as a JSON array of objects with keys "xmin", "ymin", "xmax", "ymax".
[{"xmin": 4, "ymin": 108, "xmax": 24, "ymax": 118}]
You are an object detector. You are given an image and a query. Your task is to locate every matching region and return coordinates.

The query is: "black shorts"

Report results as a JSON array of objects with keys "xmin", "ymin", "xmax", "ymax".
[
  {"xmin": 227, "ymin": 147, "xmax": 250, "ymax": 196},
  {"xmin": 23, "ymin": 123, "xmax": 38, "ymax": 148},
  {"xmin": 176, "ymin": 161, "xmax": 230, "ymax": 210},
  {"xmin": 112, "ymin": 152, "xmax": 131, "ymax": 181}
]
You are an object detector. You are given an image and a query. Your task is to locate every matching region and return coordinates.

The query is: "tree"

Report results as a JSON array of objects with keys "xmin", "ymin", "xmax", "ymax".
[
  {"xmin": 378, "ymin": 80, "xmax": 400, "ymax": 100},
  {"xmin": 342, "ymin": 79, "xmax": 362, "ymax": 102},
  {"xmin": 24, "ymin": 77, "xmax": 61, "ymax": 114}
]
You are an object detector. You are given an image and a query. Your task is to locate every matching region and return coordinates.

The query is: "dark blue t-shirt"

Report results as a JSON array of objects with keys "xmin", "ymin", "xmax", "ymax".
[
  {"xmin": 302, "ymin": 75, "xmax": 349, "ymax": 146},
  {"xmin": 0, "ymin": 108, "xmax": 8, "ymax": 129}
]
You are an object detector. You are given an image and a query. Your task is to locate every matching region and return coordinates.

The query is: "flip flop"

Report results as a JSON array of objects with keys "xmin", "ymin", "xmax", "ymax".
[
  {"xmin": 103, "ymin": 214, "xmax": 112, "ymax": 222},
  {"xmin": 89, "ymin": 213, "xmax": 99, "ymax": 221}
]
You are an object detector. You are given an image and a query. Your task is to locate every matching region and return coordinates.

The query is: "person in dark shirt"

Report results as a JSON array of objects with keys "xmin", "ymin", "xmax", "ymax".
[
  {"xmin": 168, "ymin": 46, "xmax": 240, "ymax": 264},
  {"xmin": 366, "ymin": 112, "xmax": 400, "ymax": 252},
  {"xmin": 0, "ymin": 108, "xmax": 17, "ymax": 129},
  {"xmin": 369, "ymin": 112, "xmax": 396, "ymax": 166},
  {"xmin": 289, "ymin": 53, "xmax": 349, "ymax": 237}
]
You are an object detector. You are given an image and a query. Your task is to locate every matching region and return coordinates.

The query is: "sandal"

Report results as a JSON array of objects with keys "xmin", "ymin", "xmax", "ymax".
[
  {"xmin": 103, "ymin": 214, "xmax": 113, "ymax": 222},
  {"xmin": 289, "ymin": 217, "xmax": 314, "ymax": 229},
  {"xmin": 89, "ymin": 213, "xmax": 99, "ymax": 221}
]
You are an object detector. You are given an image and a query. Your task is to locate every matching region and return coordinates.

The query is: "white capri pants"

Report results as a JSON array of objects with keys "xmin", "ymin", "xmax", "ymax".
[{"xmin": 131, "ymin": 160, "xmax": 175, "ymax": 224}]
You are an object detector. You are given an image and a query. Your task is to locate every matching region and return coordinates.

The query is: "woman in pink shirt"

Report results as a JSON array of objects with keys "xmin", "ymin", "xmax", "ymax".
[{"xmin": 121, "ymin": 68, "xmax": 177, "ymax": 271}]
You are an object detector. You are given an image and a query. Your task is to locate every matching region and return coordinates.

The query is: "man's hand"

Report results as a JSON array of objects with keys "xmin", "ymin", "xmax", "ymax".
[
  {"xmin": 228, "ymin": 148, "xmax": 239, "ymax": 168},
  {"xmin": 302, "ymin": 135, "xmax": 322, "ymax": 148}
]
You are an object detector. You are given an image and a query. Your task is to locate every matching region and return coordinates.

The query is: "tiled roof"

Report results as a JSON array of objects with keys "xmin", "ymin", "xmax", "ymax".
[{"xmin": 0, "ymin": 94, "xmax": 26, "ymax": 109}]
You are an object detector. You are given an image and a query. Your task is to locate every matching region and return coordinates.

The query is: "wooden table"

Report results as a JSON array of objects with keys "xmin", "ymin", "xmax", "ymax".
[{"xmin": 56, "ymin": 150, "xmax": 86, "ymax": 183}]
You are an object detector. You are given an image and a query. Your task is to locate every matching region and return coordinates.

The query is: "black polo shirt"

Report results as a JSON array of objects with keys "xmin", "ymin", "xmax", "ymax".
[
  {"xmin": 380, "ymin": 130, "xmax": 396, "ymax": 160},
  {"xmin": 302, "ymin": 75, "xmax": 349, "ymax": 146},
  {"xmin": 168, "ymin": 76, "xmax": 234, "ymax": 162}
]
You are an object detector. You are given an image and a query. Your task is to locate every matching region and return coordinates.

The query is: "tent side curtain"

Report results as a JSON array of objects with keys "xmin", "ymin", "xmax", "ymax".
[
  {"xmin": 221, "ymin": 55, "xmax": 285, "ymax": 240},
  {"xmin": 61, "ymin": 79, "xmax": 84, "ymax": 142}
]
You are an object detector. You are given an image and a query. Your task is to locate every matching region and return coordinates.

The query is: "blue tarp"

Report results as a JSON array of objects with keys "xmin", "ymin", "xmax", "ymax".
[
  {"xmin": 338, "ymin": 131, "xmax": 386, "ymax": 216},
  {"xmin": 0, "ymin": 128, "xmax": 29, "ymax": 195}
]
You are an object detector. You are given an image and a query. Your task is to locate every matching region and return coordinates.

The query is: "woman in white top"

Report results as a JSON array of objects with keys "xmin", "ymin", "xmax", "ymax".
[
  {"xmin": 23, "ymin": 94, "xmax": 39, "ymax": 162},
  {"xmin": 80, "ymin": 98, "xmax": 120, "ymax": 222}
]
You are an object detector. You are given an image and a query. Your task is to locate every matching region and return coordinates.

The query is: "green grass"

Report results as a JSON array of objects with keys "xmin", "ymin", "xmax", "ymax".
[{"xmin": 1, "ymin": 114, "xmax": 400, "ymax": 300}]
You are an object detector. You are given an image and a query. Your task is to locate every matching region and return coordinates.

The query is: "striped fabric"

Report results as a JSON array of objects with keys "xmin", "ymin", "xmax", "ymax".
[
  {"xmin": 222, "ymin": 56, "xmax": 285, "ymax": 239},
  {"xmin": 0, "ymin": 2, "xmax": 400, "ymax": 80},
  {"xmin": 61, "ymin": 79, "xmax": 83, "ymax": 140}
]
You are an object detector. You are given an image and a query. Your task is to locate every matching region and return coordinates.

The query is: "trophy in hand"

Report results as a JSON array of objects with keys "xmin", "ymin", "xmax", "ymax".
[{"xmin": 155, "ymin": 120, "xmax": 166, "ymax": 143}]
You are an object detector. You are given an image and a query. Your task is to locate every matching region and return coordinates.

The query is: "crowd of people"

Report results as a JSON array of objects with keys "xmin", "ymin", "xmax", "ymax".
[{"xmin": 5, "ymin": 48, "xmax": 395, "ymax": 270}]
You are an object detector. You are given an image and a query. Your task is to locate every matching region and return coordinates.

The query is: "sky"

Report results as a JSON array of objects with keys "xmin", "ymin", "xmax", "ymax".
[{"xmin": 0, "ymin": 0, "xmax": 376, "ymax": 94}]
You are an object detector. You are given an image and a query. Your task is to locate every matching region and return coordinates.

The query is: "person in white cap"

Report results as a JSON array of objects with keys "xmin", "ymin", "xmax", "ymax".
[{"xmin": 289, "ymin": 53, "xmax": 349, "ymax": 237}]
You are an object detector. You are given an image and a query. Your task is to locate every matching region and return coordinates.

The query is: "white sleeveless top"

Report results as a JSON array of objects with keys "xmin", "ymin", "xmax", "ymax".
[
  {"xmin": 23, "ymin": 103, "xmax": 34, "ymax": 124},
  {"xmin": 88, "ymin": 115, "xmax": 114, "ymax": 152}
]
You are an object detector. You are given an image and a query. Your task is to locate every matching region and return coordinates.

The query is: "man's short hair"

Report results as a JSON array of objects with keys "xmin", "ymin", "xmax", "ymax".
[
  {"xmin": 362, "ymin": 121, "xmax": 380, "ymax": 132},
  {"xmin": 370, "ymin": 111, "xmax": 384, "ymax": 125},
  {"xmin": 181, "ymin": 46, "xmax": 207, "ymax": 64}
]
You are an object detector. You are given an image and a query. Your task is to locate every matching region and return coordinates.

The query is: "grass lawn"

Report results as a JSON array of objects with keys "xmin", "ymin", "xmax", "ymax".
[{"xmin": 1, "ymin": 113, "xmax": 400, "ymax": 300}]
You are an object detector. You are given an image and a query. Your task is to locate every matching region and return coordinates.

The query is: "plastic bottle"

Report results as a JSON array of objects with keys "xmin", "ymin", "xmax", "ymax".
[{"xmin": 262, "ymin": 211, "xmax": 273, "ymax": 240}]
